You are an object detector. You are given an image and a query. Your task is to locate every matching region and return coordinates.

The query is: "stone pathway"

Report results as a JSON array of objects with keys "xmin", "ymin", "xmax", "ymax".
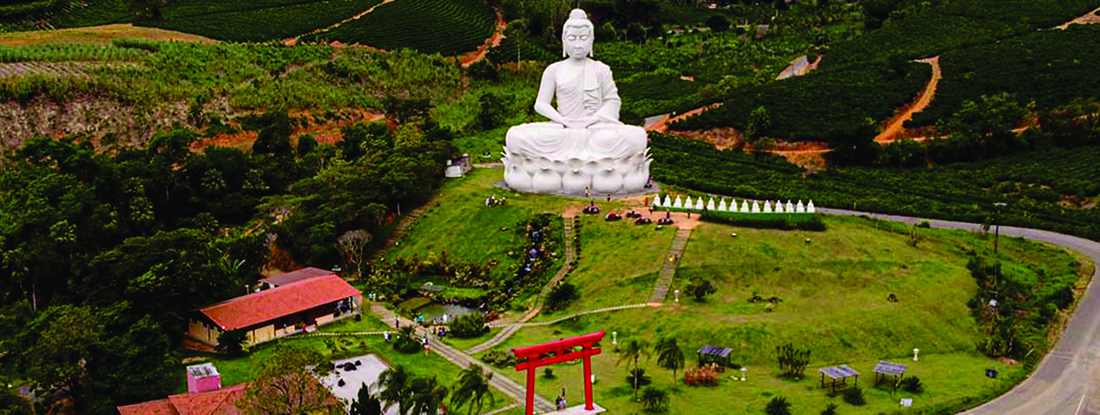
[
  {"xmin": 368, "ymin": 303, "xmax": 555, "ymax": 414},
  {"xmin": 648, "ymin": 228, "xmax": 693, "ymax": 304},
  {"xmin": 370, "ymin": 197, "xmax": 435, "ymax": 262},
  {"xmin": 466, "ymin": 212, "xmax": 576, "ymax": 354}
]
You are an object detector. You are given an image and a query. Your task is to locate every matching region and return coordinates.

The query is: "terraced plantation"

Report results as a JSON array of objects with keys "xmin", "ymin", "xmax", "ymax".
[
  {"xmin": 302, "ymin": 0, "xmax": 495, "ymax": 56},
  {"xmin": 138, "ymin": 0, "xmax": 384, "ymax": 42}
]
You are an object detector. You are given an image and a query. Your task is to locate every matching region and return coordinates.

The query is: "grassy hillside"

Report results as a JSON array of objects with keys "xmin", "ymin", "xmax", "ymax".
[
  {"xmin": 139, "ymin": 0, "xmax": 384, "ymax": 42},
  {"xmin": 301, "ymin": 0, "xmax": 496, "ymax": 56}
]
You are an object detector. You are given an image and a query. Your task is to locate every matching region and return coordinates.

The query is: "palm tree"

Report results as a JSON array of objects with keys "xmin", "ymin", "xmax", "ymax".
[
  {"xmin": 408, "ymin": 376, "xmax": 449, "ymax": 415},
  {"xmin": 615, "ymin": 339, "xmax": 650, "ymax": 400},
  {"xmin": 640, "ymin": 386, "xmax": 670, "ymax": 413},
  {"xmin": 450, "ymin": 366, "xmax": 496, "ymax": 415},
  {"xmin": 655, "ymin": 337, "xmax": 685, "ymax": 383},
  {"xmin": 350, "ymin": 382, "xmax": 383, "ymax": 415},
  {"xmin": 377, "ymin": 364, "xmax": 412, "ymax": 414}
]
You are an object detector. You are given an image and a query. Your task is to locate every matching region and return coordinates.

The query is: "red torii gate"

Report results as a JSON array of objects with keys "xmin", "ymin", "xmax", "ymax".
[{"xmin": 512, "ymin": 330, "xmax": 605, "ymax": 415}]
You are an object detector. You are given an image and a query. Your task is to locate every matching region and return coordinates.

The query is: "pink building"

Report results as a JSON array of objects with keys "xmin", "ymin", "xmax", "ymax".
[{"xmin": 185, "ymin": 363, "xmax": 221, "ymax": 393}]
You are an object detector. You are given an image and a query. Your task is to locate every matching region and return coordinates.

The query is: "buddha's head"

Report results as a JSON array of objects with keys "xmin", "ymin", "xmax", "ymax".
[{"xmin": 562, "ymin": 9, "xmax": 594, "ymax": 59}]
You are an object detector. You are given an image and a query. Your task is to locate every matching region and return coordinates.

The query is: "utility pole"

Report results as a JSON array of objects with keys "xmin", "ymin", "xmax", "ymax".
[{"xmin": 993, "ymin": 202, "xmax": 1006, "ymax": 254}]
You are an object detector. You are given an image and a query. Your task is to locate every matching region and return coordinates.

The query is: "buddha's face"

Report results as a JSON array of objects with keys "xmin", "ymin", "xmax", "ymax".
[{"xmin": 563, "ymin": 25, "xmax": 593, "ymax": 59}]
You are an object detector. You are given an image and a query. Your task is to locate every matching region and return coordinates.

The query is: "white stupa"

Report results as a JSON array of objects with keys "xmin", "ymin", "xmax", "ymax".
[
  {"xmin": 786, "ymin": 200, "xmax": 794, "ymax": 213},
  {"xmin": 751, "ymin": 201, "xmax": 760, "ymax": 213},
  {"xmin": 663, "ymin": 195, "xmax": 672, "ymax": 207},
  {"xmin": 707, "ymin": 197, "xmax": 716, "ymax": 211},
  {"xmin": 763, "ymin": 201, "xmax": 773, "ymax": 213},
  {"xmin": 653, "ymin": 195, "xmax": 662, "ymax": 208},
  {"xmin": 684, "ymin": 196, "xmax": 693, "ymax": 210},
  {"xmin": 694, "ymin": 198, "xmax": 704, "ymax": 210},
  {"xmin": 807, "ymin": 200, "xmax": 816, "ymax": 213},
  {"xmin": 775, "ymin": 201, "xmax": 784, "ymax": 213},
  {"xmin": 718, "ymin": 198, "xmax": 728, "ymax": 212},
  {"xmin": 740, "ymin": 200, "xmax": 749, "ymax": 213},
  {"xmin": 674, "ymin": 196, "xmax": 683, "ymax": 209},
  {"xmin": 796, "ymin": 200, "xmax": 805, "ymax": 213}
]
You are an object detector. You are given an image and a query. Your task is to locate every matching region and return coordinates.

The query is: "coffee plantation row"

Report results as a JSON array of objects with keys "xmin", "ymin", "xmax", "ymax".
[
  {"xmin": 669, "ymin": 61, "xmax": 931, "ymax": 142},
  {"xmin": 649, "ymin": 133, "xmax": 1100, "ymax": 242},
  {"xmin": 301, "ymin": 0, "xmax": 495, "ymax": 56},
  {"xmin": 908, "ymin": 25, "xmax": 1100, "ymax": 127},
  {"xmin": 140, "ymin": 0, "xmax": 383, "ymax": 42}
]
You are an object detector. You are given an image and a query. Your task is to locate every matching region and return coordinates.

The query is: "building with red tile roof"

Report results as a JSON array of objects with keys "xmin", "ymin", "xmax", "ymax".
[
  {"xmin": 188, "ymin": 274, "xmax": 361, "ymax": 346},
  {"xmin": 116, "ymin": 384, "xmax": 246, "ymax": 415}
]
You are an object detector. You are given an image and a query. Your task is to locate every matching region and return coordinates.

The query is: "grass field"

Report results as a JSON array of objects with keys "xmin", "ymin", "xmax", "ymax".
[{"xmin": 0, "ymin": 23, "xmax": 217, "ymax": 47}]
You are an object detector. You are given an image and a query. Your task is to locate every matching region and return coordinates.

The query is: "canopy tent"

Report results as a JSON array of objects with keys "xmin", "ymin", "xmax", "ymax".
[
  {"xmin": 873, "ymin": 361, "xmax": 908, "ymax": 389},
  {"xmin": 697, "ymin": 345, "xmax": 732, "ymax": 367}
]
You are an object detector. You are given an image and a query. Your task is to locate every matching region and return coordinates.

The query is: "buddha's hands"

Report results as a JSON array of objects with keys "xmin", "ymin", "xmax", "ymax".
[{"xmin": 563, "ymin": 116, "xmax": 600, "ymax": 129}]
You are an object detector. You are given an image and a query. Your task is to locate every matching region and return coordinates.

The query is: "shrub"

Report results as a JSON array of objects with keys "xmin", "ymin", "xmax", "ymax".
[
  {"xmin": 821, "ymin": 402, "xmax": 839, "ymax": 415},
  {"xmin": 901, "ymin": 376, "xmax": 923, "ymax": 393},
  {"xmin": 448, "ymin": 313, "xmax": 489, "ymax": 338},
  {"xmin": 546, "ymin": 282, "xmax": 579, "ymax": 311},
  {"xmin": 684, "ymin": 364, "xmax": 720, "ymax": 386},
  {"xmin": 765, "ymin": 397, "xmax": 792, "ymax": 415},
  {"xmin": 843, "ymin": 386, "xmax": 866, "ymax": 406},
  {"xmin": 776, "ymin": 343, "xmax": 811, "ymax": 379},
  {"xmin": 641, "ymin": 387, "xmax": 670, "ymax": 413},
  {"xmin": 685, "ymin": 278, "xmax": 717, "ymax": 302},
  {"xmin": 481, "ymin": 350, "xmax": 517, "ymax": 368},
  {"xmin": 215, "ymin": 329, "xmax": 248, "ymax": 357},
  {"xmin": 626, "ymin": 368, "xmax": 652, "ymax": 388},
  {"xmin": 543, "ymin": 368, "xmax": 555, "ymax": 379}
]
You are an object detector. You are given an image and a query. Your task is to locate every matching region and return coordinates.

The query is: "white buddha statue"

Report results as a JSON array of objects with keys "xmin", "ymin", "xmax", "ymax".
[{"xmin": 502, "ymin": 9, "xmax": 649, "ymax": 194}]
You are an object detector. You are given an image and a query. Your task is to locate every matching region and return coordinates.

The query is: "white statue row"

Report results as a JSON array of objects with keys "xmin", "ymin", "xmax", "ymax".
[{"xmin": 653, "ymin": 195, "xmax": 815, "ymax": 214}]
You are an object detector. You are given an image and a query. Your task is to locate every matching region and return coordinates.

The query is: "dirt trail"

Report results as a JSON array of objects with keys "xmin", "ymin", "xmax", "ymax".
[
  {"xmin": 459, "ymin": 7, "xmax": 506, "ymax": 67},
  {"xmin": 644, "ymin": 102, "xmax": 723, "ymax": 133},
  {"xmin": 290, "ymin": 0, "xmax": 396, "ymax": 43},
  {"xmin": 874, "ymin": 56, "xmax": 941, "ymax": 143},
  {"xmin": 1057, "ymin": 6, "xmax": 1100, "ymax": 29}
]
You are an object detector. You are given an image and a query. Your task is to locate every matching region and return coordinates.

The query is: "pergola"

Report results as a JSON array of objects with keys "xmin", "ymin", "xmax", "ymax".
[
  {"xmin": 697, "ymin": 345, "xmax": 732, "ymax": 367},
  {"xmin": 818, "ymin": 365, "xmax": 860, "ymax": 393},
  {"xmin": 873, "ymin": 361, "xmax": 908, "ymax": 390}
]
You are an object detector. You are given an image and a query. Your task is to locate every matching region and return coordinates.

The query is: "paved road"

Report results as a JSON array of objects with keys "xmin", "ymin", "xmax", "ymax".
[{"xmin": 820, "ymin": 209, "xmax": 1100, "ymax": 415}]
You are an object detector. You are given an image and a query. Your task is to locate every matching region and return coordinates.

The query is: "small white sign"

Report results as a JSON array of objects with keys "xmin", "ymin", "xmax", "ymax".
[{"xmin": 900, "ymin": 398, "xmax": 913, "ymax": 407}]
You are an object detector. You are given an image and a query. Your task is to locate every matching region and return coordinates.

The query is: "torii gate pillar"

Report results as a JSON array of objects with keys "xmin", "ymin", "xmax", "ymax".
[{"xmin": 513, "ymin": 331, "xmax": 605, "ymax": 414}]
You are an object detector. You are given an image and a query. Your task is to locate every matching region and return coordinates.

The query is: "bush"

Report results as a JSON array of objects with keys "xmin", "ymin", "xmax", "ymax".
[
  {"xmin": 215, "ymin": 329, "xmax": 248, "ymax": 357},
  {"xmin": 448, "ymin": 313, "xmax": 489, "ymax": 338},
  {"xmin": 641, "ymin": 387, "xmax": 670, "ymax": 413},
  {"xmin": 685, "ymin": 278, "xmax": 717, "ymax": 302},
  {"xmin": 684, "ymin": 364, "xmax": 720, "ymax": 386},
  {"xmin": 765, "ymin": 397, "xmax": 792, "ymax": 415},
  {"xmin": 776, "ymin": 343, "xmax": 811, "ymax": 379},
  {"xmin": 843, "ymin": 386, "xmax": 866, "ymax": 406},
  {"xmin": 481, "ymin": 350, "xmax": 517, "ymax": 368},
  {"xmin": 821, "ymin": 402, "xmax": 839, "ymax": 415},
  {"xmin": 626, "ymin": 368, "xmax": 652, "ymax": 387},
  {"xmin": 546, "ymin": 282, "xmax": 579, "ymax": 311},
  {"xmin": 901, "ymin": 376, "xmax": 923, "ymax": 393}
]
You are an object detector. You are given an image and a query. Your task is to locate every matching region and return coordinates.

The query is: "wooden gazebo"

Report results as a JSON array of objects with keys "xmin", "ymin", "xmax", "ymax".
[
  {"xmin": 873, "ymin": 361, "xmax": 908, "ymax": 390},
  {"xmin": 818, "ymin": 365, "xmax": 860, "ymax": 393}
]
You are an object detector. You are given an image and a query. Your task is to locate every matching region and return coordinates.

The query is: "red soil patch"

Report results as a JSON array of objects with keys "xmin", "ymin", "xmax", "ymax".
[
  {"xmin": 645, "ymin": 102, "xmax": 723, "ymax": 133},
  {"xmin": 875, "ymin": 56, "xmax": 941, "ymax": 143},
  {"xmin": 1057, "ymin": 6, "xmax": 1100, "ymax": 29},
  {"xmin": 189, "ymin": 108, "xmax": 384, "ymax": 152},
  {"xmin": 459, "ymin": 7, "xmax": 507, "ymax": 67}
]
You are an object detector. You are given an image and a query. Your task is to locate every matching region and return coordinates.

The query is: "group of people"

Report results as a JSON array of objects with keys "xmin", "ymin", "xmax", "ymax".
[{"xmin": 485, "ymin": 194, "xmax": 507, "ymax": 207}]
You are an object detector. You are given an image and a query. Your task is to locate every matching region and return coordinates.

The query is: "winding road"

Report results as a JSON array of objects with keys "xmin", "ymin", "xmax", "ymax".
[{"xmin": 818, "ymin": 209, "xmax": 1100, "ymax": 415}]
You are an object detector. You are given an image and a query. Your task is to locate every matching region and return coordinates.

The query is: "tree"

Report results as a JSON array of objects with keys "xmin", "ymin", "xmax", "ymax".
[
  {"xmin": 654, "ymin": 337, "xmax": 685, "ymax": 382},
  {"xmin": 746, "ymin": 106, "xmax": 771, "ymax": 143},
  {"xmin": 252, "ymin": 110, "xmax": 294, "ymax": 159},
  {"xmin": 706, "ymin": 15, "xmax": 731, "ymax": 32},
  {"xmin": 350, "ymin": 383, "xmax": 383, "ymax": 415},
  {"xmin": 407, "ymin": 376, "xmax": 448, "ymax": 415},
  {"xmin": 685, "ymin": 278, "xmax": 716, "ymax": 302},
  {"xmin": 216, "ymin": 329, "xmax": 248, "ymax": 357},
  {"xmin": 615, "ymin": 339, "xmax": 650, "ymax": 400},
  {"xmin": 640, "ymin": 386, "xmax": 669, "ymax": 413},
  {"xmin": 477, "ymin": 93, "xmax": 507, "ymax": 131},
  {"xmin": 297, "ymin": 134, "xmax": 318, "ymax": 158},
  {"xmin": 378, "ymin": 364, "xmax": 412, "ymax": 414},
  {"xmin": 0, "ymin": 387, "xmax": 33, "ymax": 415},
  {"xmin": 545, "ymin": 282, "xmax": 579, "ymax": 311},
  {"xmin": 337, "ymin": 229, "xmax": 373, "ymax": 278},
  {"xmin": 626, "ymin": 23, "xmax": 647, "ymax": 43},
  {"xmin": 450, "ymin": 366, "xmax": 495, "ymax": 415},
  {"xmin": 18, "ymin": 305, "xmax": 104, "ymax": 414},
  {"xmin": 237, "ymin": 344, "xmax": 336, "ymax": 415}
]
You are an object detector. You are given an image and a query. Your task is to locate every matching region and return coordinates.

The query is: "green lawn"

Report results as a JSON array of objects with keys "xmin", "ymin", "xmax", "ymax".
[{"xmin": 441, "ymin": 327, "xmax": 502, "ymax": 351}]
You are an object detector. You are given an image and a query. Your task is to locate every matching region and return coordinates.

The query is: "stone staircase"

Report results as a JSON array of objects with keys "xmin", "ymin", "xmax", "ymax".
[
  {"xmin": 648, "ymin": 228, "xmax": 693, "ymax": 304},
  {"xmin": 370, "ymin": 198, "xmax": 435, "ymax": 262}
]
